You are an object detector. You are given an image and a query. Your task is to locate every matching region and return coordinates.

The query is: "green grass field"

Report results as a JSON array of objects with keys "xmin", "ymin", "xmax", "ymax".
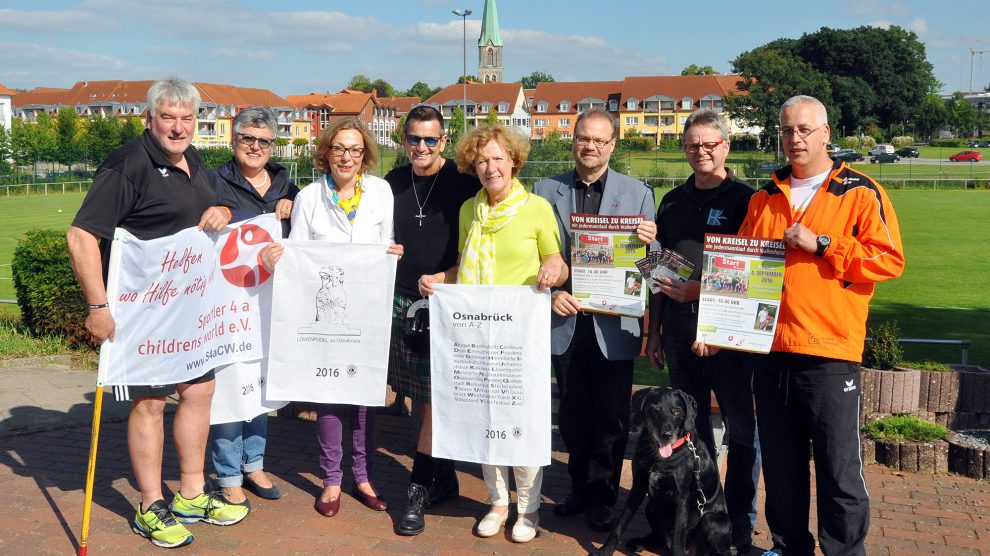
[{"xmin": 2, "ymin": 188, "xmax": 988, "ymax": 368}]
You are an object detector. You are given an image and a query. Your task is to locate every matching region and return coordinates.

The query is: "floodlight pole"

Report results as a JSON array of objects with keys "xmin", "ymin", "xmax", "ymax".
[{"xmin": 453, "ymin": 8, "xmax": 472, "ymax": 134}]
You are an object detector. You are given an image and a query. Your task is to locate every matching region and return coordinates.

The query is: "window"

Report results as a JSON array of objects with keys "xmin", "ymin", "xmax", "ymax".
[
  {"xmin": 680, "ymin": 116, "xmax": 688, "ymax": 125},
  {"xmin": 559, "ymin": 118, "xmax": 571, "ymax": 128},
  {"xmin": 625, "ymin": 116, "xmax": 639, "ymax": 126},
  {"xmin": 626, "ymin": 98, "xmax": 638, "ymax": 110},
  {"xmin": 645, "ymin": 116, "xmax": 658, "ymax": 127},
  {"xmin": 681, "ymin": 97, "xmax": 693, "ymax": 110},
  {"xmin": 534, "ymin": 118, "xmax": 547, "ymax": 128},
  {"xmin": 481, "ymin": 103, "xmax": 492, "ymax": 114},
  {"xmin": 661, "ymin": 116, "xmax": 674, "ymax": 126},
  {"xmin": 536, "ymin": 101, "xmax": 548, "ymax": 113},
  {"xmin": 609, "ymin": 100, "xmax": 618, "ymax": 111},
  {"xmin": 660, "ymin": 99, "xmax": 675, "ymax": 111},
  {"xmin": 560, "ymin": 100, "xmax": 570, "ymax": 112},
  {"xmin": 498, "ymin": 102, "xmax": 509, "ymax": 113}
]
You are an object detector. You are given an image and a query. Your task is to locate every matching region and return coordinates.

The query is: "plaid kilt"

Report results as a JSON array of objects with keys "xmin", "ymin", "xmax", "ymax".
[{"xmin": 388, "ymin": 295, "xmax": 432, "ymax": 403}]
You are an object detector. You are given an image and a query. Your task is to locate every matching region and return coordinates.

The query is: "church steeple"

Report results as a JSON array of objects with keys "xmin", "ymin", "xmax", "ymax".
[{"xmin": 477, "ymin": 0, "xmax": 503, "ymax": 83}]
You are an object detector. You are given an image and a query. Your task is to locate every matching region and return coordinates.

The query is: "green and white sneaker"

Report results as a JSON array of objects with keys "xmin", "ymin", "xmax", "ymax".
[
  {"xmin": 170, "ymin": 484, "xmax": 250, "ymax": 526},
  {"xmin": 132, "ymin": 499, "xmax": 194, "ymax": 548}
]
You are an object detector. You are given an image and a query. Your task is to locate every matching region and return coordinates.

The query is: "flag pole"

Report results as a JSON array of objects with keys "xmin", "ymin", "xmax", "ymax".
[{"xmin": 77, "ymin": 384, "xmax": 105, "ymax": 556}]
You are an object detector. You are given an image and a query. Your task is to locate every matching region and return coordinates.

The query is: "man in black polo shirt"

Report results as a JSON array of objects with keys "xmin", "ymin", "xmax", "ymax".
[
  {"xmin": 384, "ymin": 105, "xmax": 480, "ymax": 536},
  {"xmin": 67, "ymin": 78, "xmax": 243, "ymax": 549},
  {"xmin": 644, "ymin": 108, "xmax": 760, "ymax": 554}
]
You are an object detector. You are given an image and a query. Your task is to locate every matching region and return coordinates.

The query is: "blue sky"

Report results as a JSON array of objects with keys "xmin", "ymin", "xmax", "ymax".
[{"xmin": 0, "ymin": 0, "xmax": 987, "ymax": 97}]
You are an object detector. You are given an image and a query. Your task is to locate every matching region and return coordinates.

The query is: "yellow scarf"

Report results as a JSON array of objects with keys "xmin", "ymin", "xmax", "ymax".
[{"xmin": 457, "ymin": 178, "xmax": 529, "ymax": 285}]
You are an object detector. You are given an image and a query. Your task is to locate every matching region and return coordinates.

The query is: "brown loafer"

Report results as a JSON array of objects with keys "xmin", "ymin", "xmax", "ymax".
[
  {"xmin": 315, "ymin": 494, "xmax": 340, "ymax": 517},
  {"xmin": 352, "ymin": 486, "xmax": 388, "ymax": 511}
]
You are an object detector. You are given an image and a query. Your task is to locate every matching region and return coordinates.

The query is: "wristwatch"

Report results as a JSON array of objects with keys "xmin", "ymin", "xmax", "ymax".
[{"xmin": 815, "ymin": 234, "xmax": 831, "ymax": 257}]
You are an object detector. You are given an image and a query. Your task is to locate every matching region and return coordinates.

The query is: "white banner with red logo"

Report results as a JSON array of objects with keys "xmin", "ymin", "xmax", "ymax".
[
  {"xmin": 98, "ymin": 215, "xmax": 280, "ymax": 387},
  {"xmin": 265, "ymin": 241, "xmax": 396, "ymax": 406},
  {"xmin": 429, "ymin": 285, "xmax": 552, "ymax": 467}
]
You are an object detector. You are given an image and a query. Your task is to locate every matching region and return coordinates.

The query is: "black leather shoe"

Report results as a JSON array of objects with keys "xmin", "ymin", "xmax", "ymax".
[
  {"xmin": 426, "ymin": 463, "xmax": 459, "ymax": 509},
  {"xmin": 243, "ymin": 474, "xmax": 281, "ymax": 500},
  {"xmin": 553, "ymin": 494, "xmax": 587, "ymax": 516},
  {"xmin": 396, "ymin": 483, "xmax": 427, "ymax": 536},
  {"xmin": 588, "ymin": 505, "xmax": 614, "ymax": 532}
]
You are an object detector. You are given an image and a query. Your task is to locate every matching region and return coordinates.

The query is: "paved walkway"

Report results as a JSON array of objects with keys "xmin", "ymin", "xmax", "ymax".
[{"xmin": 0, "ymin": 360, "xmax": 988, "ymax": 555}]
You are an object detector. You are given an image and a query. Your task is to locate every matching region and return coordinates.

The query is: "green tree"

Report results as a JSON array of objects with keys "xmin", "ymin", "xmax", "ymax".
[
  {"xmin": 56, "ymin": 107, "xmax": 84, "ymax": 167},
  {"xmin": 292, "ymin": 137, "xmax": 310, "ymax": 157},
  {"xmin": 448, "ymin": 107, "xmax": 467, "ymax": 145},
  {"xmin": 0, "ymin": 124, "xmax": 12, "ymax": 170},
  {"xmin": 347, "ymin": 74, "xmax": 372, "ymax": 92},
  {"xmin": 914, "ymin": 93, "xmax": 948, "ymax": 140},
  {"xmin": 85, "ymin": 113, "xmax": 122, "ymax": 166},
  {"xmin": 519, "ymin": 71, "xmax": 555, "ymax": 89},
  {"xmin": 405, "ymin": 81, "xmax": 437, "ymax": 101},
  {"xmin": 391, "ymin": 115, "xmax": 407, "ymax": 146},
  {"xmin": 456, "ymin": 75, "xmax": 478, "ymax": 84},
  {"xmin": 485, "ymin": 108, "xmax": 500, "ymax": 125},
  {"xmin": 728, "ymin": 43, "xmax": 834, "ymax": 148},
  {"xmin": 793, "ymin": 26, "xmax": 938, "ymax": 132},
  {"xmin": 944, "ymin": 93, "xmax": 985, "ymax": 137},
  {"xmin": 12, "ymin": 113, "xmax": 58, "ymax": 171},
  {"xmin": 369, "ymin": 79, "xmax": 395, "ymax": 98},
  {"xmin": 681, "ymin": 64, "xmax": 719, "ymax": 76},
  {"xmin": 120, "ymin": 116, "xmax": 146, "ymax": 144}
]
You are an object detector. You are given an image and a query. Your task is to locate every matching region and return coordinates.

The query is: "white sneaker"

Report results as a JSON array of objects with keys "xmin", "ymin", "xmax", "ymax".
[
  {"xmin": 476, "ymin": 508, "xmax": 509, "ymax": 537},
  {"xmin": 511, "ymin": 513, "xmax": 539, "ymax": 543}
]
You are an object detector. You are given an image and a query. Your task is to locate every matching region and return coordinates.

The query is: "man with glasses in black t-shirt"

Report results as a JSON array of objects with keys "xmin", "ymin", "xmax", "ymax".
[
  {"xmin": 384, "ymin": 105, "xmax": 480, "ymax": 536},
  {"xmin": 67, "ymin": 78, "xmax": 242, "ymax": 549},
  {"xmin": 644, "ymin": 108, "xmax": 760, "ymax": 554}
]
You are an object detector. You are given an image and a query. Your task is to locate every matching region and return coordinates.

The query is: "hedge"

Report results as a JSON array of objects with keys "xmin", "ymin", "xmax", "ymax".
[{"xmin": 12, "ymin": 228, "xmax": 93, "ymax": 347}]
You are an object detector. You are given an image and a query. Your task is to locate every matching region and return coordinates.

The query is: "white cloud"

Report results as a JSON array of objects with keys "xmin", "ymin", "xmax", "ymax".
[
  {"xmin": 907, "ymin": 17, "xmax": 928, "ymax": 35},
  {"xmin": 212, "ymin": 48, "xmax": 275, "ymax": 61},
  {"xmin": 0, "ymin": 41, "xmax": 133, "ymax": 89},
  {"xmin": 0, "ymin": 8, "xmax": 115, "ymax": 33}
]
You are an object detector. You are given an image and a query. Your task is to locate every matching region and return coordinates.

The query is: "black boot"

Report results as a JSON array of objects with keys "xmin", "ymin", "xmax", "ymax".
[
  {"xmin": 426, "ymin": 459, "xmax": 459, "ymax": 509},
  {"xmin": 396, "ymin": 483, "xmax": 427, "ymax": 536}
]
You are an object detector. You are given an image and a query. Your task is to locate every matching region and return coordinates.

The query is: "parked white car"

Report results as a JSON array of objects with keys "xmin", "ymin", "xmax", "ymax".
[{"xmin": 869, "ymin": 144, "xmax": 895, "ymax": 156}]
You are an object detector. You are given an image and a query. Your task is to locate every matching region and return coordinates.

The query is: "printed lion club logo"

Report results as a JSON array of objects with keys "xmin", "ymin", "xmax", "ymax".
[{"xmin": 220, "ymin": 224, "xmax": 274, "ymax": 287}]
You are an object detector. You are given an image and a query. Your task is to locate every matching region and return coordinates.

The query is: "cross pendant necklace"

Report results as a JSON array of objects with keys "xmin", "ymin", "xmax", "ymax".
[{"xmin": 411, "ymin": 164, "xmax": 441, "ymax": 227}]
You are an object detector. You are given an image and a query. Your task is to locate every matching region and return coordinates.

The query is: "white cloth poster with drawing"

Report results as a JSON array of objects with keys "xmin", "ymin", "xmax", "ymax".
[
  {"xmin": 430, "ymin": 285, "xmax": 551, "ymax": 467},
  {"xmin": 98, "ymin": 215, "xmax": 280, "ymax": 386},
  {"xmin": 265, "ymin": 240, "xmax": 396, "ymax": 406}
]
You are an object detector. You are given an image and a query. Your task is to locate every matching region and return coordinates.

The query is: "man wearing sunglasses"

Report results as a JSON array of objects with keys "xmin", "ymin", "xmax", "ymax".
[
  {"xmin": 534, "ymin": 108, "xmax": 657, "ymax": 532},
  {"xmin": 384, "ymin": 105, "xmax": 480, "ymax": 536},
  {"xmin": 644, "ymin": 108, "xmax": 760, "ymax": 554}
]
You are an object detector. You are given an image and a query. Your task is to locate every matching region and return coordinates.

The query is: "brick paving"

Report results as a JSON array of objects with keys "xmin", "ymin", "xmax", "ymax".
[{"xmin": 1, "ymin": 408, "xmax": 988, "ymax": 555}]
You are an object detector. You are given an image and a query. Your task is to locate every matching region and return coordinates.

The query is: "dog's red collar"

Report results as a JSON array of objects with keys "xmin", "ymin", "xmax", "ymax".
[{"xmin": 659, "ymin": 432, "xmax": 691, "ymax": 456}]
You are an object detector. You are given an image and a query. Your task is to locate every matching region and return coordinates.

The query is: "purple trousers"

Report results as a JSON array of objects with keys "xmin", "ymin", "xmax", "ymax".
[{"xmin": 317, "ymin": 404, "xmax": 373, "ymax": 487}]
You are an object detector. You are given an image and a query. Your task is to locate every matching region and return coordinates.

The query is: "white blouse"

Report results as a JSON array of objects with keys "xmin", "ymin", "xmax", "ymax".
[{"xmin": 289, "ymin": 173, "xmax": 394, "ymax": 245}]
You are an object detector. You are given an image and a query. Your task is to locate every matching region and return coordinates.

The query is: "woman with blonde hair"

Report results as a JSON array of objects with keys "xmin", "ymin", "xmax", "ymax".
[{"xmin": 418, "ymin": 124, "xmax": 567, "ymax": 542}]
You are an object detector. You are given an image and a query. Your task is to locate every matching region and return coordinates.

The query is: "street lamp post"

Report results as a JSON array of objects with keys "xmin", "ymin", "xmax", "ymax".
[
  {"xmin": 774, "ymin": 125, "xmax": 781, "ymax": 161},
  {"xmin": 452, "ymin": 8, "xmax": 472, "ymax": 135}
]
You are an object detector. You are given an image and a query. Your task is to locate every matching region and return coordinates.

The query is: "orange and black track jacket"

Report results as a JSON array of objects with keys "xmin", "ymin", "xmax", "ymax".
[{"xmin": 739, "ymin": 159, "xmax": 905, "ymax": 362}]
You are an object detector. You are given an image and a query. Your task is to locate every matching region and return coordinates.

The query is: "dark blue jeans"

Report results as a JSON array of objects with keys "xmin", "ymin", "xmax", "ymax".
[{"xmin": 661, "ymin": 305, "xmax": 761, "ymax": 537}]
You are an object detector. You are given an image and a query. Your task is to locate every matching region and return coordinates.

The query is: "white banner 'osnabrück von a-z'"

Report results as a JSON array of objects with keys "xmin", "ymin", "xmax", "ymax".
[{"xmin": 430, "ymin": 285, "xmax": 551, "ymax": 467}]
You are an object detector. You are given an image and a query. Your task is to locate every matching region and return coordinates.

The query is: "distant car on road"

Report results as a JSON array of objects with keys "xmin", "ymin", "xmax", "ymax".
[
  {"xmin": 831, "ymin": 149, "xmax": 865, "ymax": 162},
  {"xmin": 870, "ymin": 152, "xmax": 900, "ymax": 164},
  {"xmin": 967, "ymin": 140, "xmax": 990, "ymax": 148},
  {"xmin": 755, "ymin": 161, "xmax": 778, "ymax": 175},
  {"xmin": 895, "ymin": 147, "xmax": 919, "ymax": 158},
  {"xmin": 827, "ymin": 143, "xmax": 840, "ymax": 154},
  {"xmin": 869, "ymin": 144, "xmax": 895, "ymax": 156},
  {"xmin": 949, "ymin": 151, "xmax": 983, "ymax": 162}
]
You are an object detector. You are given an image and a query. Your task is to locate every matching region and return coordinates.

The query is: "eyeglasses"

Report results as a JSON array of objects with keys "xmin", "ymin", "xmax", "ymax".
[
  {"xmin": 236, "ymin": 134, "xmax": 274, "ymax": 150},
  {"xmin": 575, "ymin": 135, "xmax": 613, "ymax": 149},
  {"xmin": 684, "ymin": 139, "xmax": 725, "ymax": 153},
  {"xmin": 405, "ymin": 135, "xmax": 442, "ymax": 148},
  {"xmin": 329, "ymin": 144, "xmax": 365, "ymax": 158},
  {"xmin": 780, "ymin": 124, "xmax": 826, "ymax": 141}
]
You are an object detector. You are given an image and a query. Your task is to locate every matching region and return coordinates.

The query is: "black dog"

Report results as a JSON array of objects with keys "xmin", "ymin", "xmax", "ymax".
[{"xmin": 590, "ymin": 387, "xmax": 731, "ymax": 556}]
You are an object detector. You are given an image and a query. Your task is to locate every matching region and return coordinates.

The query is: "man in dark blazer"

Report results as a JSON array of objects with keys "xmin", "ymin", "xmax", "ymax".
[{"xmin": 534, "ymin": 108, "xmax": 656, "ymax": 531}]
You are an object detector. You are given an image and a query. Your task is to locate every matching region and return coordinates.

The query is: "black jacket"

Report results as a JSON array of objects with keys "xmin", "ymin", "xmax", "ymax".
[{"xmin": 210, "ymin": 159, "xmax": 299, "ymax": 238}]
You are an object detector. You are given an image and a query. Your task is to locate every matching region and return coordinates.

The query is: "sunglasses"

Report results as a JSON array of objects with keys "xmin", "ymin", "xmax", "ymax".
[
  {"xmin": 236, "ymin": 134, "xmax": 275, "ymax": 150},
  {"xmin": 405, "ymin": 135, "xmax": 442, "ymax": 148}
]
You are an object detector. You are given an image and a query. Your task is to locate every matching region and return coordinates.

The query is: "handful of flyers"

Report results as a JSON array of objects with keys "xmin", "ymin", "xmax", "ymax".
[{"xmin": 634, "ymin": 248, "xmax": 696, "ymax": 294}]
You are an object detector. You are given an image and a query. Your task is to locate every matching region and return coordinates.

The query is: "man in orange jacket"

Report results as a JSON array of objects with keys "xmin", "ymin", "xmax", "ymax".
[{"xmin": 698, "ymin": 95, "xmax": 904, "ymax": 556}]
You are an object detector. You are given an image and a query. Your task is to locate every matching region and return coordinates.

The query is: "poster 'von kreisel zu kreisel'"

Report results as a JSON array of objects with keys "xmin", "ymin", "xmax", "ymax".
[
  {"xmin": 696, "ymin": 233, "xmax": 785, "ymax": 354},
  {"xmin": 568, "ymin": 213, "xmax": 647, "ymax": 317}
]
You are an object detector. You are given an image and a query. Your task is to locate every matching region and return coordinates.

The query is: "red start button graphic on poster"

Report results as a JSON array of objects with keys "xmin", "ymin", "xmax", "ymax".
[{"xmin": 220, "ymin": 224, "xmax": 273, "ymax": 287}]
